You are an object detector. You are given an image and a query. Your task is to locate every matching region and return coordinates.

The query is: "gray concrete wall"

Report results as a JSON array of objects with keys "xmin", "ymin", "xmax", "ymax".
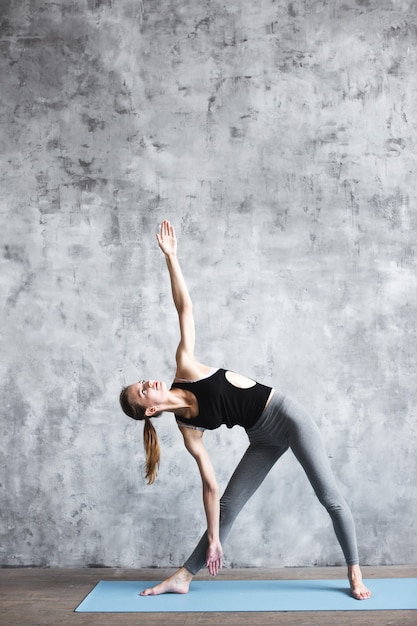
[{"xmin": 1, "ymin": 0, "xmax": 416, "ymax": 568}]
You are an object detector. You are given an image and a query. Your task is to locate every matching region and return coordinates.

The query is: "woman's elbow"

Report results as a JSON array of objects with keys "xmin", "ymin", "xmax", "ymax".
[
  {"xmin": 203, "ymin": 480, "xmax": 219, "ymax": 496},
  {"xmin": 178, "ymin": 301, "xmax": 193, "ymax": 316}
]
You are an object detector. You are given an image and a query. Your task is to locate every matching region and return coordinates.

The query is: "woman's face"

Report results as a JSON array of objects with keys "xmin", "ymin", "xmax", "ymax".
[{"xmin": 127, "ymin": 380, "xmax": 167, "ymax": 413}]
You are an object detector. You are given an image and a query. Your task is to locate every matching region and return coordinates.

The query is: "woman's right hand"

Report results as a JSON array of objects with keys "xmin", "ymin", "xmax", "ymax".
[
  {"xmin": 206, "ymin": 540, "xmax": 223, "ymax": 576},
  {"xmin": 156, "ymin": 220, "xmax": 177, "ymax": 257}
]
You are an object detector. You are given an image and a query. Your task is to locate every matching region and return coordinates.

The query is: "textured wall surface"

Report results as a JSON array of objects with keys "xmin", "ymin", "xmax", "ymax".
[{"xmin": 1, "ymin": 0, "xmax": 416, "ymax": 569}]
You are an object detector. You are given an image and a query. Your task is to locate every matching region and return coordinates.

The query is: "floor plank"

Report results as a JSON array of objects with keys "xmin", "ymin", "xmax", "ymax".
[{"xmin": 0, "ymin": 565, "xmax": 416, "ymax": 626}]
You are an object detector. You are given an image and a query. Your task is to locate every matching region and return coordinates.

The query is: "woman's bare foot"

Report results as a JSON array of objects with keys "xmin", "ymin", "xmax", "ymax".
[
  {"xmin": 348, "ymin": 564, "xmax": 372, "ymax": 600},
  {"xmin": 140, "ymin": 567, "xmax": 193, "ymax": 596}
]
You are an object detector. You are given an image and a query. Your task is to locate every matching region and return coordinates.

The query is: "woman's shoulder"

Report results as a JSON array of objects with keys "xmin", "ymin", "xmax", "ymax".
[{"xmin": 174, "ymin": 363, "xmax": 218, "ymax": 383}]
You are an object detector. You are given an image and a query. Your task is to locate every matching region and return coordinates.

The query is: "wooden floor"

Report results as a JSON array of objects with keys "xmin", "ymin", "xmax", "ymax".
[{"xmin": 0, "ymin": 565, "xmax": 416, "ymax": 626}]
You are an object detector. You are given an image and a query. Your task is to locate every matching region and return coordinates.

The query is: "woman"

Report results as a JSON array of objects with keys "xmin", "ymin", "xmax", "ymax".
[{"xmin": 119, "ymin": 220, "xmax": 371, "ymax": 600}]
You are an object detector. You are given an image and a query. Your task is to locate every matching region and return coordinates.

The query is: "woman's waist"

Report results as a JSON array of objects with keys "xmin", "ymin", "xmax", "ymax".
[{"xmin": 246, "ymin": 388, "xmax": 287, "ymax": 434}]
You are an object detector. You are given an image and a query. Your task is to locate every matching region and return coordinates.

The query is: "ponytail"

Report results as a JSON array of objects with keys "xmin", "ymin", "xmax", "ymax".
[
  {"xmin": 119, "ymin": 386, "xmax": 161, "ymax": 485},
  {"xmin": 143, "ymin": 417, "xmax": 160, "ymax": 485}
]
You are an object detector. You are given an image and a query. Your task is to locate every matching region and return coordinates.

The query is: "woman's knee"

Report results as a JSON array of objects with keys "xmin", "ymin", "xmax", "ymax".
[
  {"xmin": 319, "ymin": 491, "xmax": 349, "ymax": 516},
  {"xmin": 219, "ymin": 492, "xmax": 246, "ymax": 532}
]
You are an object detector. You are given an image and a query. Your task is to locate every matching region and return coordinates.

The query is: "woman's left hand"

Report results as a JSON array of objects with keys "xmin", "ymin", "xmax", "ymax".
[{"xmin": 206, "ymin": 540, "xmax": 223, "ymax": 576}]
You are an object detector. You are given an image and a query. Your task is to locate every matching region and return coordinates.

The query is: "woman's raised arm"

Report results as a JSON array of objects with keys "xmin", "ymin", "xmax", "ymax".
[{"xmin": 157, "ymin": 220, "xmax": 197, "ymax": 377}]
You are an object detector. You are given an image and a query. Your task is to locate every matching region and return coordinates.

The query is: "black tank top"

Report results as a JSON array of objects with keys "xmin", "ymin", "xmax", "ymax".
[{"xmin": 171, "ymin": 368, "xmax": 272, "ymax": 430}]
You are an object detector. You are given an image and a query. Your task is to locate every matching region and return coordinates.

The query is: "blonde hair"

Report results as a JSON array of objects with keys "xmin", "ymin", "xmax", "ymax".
[{"xmin": 119, "ymin": 387, "xmax": 161, "ymax": 485}]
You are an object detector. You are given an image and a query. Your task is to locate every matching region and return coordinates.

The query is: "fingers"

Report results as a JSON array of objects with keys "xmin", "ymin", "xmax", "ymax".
[
  {"xmin": 159, "ymin": 219, "xmax": 172, "ymax": 234},
  {"xmin": 157, "ymin": 220, "xmax": 175, "ymax": 240},
  {"xmin": 156, "ymin": 220, "xmax": 165, "ymax": 240},
  {"xmin": 206, "ymin": 556, "xmax": 222, "ymax": 577}
]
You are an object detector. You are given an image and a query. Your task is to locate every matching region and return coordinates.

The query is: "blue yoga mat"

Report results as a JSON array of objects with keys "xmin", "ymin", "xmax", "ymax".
[{"xmin": 75, "ymin": 578, "xmax": 417, "ymax": 612}]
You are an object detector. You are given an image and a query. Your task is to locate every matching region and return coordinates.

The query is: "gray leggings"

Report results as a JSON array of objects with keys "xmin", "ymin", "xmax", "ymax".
[{"xmin": 183, "ymin": 391, "xmax": 359, "ymax": 574}]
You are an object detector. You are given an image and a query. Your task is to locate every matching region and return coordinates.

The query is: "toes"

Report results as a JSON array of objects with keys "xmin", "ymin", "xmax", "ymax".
[
  {"xmin": 140, "ymin": 588, "xmax": 156, "ymax": 596},
  {"xmin": 352, "ymin": 587, "xmax": 371, "ymax": 600}
]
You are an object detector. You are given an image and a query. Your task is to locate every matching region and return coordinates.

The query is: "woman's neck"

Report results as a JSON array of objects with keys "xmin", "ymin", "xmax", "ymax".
[{"xmin": 167, "ymin": 388, "xmax": 197, "ymax": 418}]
